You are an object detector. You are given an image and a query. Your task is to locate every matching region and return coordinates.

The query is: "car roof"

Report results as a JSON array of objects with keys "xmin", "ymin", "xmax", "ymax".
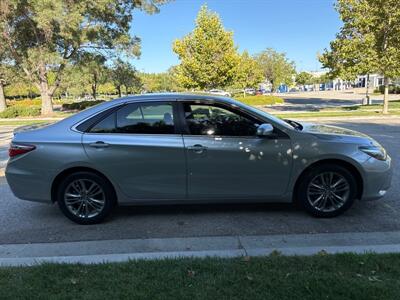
[{"xmin": 104, "ymin": 93, "xmax": 236, "ymax": 106}]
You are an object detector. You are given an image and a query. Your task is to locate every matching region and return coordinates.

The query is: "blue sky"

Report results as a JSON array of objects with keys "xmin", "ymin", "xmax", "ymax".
[{"xmin": 130, "ymin": 0, "xmax": 341, "ymax": 73}]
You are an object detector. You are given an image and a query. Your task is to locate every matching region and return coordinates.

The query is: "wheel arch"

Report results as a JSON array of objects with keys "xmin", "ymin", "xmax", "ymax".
[
  {"xmin": 51, "ymin": 166, "xmax": 118, "ymax": 203},
  {"xmin": 293, "ymin": 158, "xmax": 363, "ymax": 202}
]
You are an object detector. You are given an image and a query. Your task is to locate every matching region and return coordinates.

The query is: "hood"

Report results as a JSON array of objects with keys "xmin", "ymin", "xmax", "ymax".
[
  {"xmin": 298, "ymin": 121, "xmax": 378, "ymax": 145},
  {"xmin": 300, "ymin": 122, "xmax": 370, "ymax": 138}
]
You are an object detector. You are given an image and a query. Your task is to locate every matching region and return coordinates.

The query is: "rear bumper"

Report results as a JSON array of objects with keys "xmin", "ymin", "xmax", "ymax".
[
  {"xmin": 5, "ymin": 164, "xmax": 53, "ymax": 203},
  {"xmin": 360, "ymin": 155, "xmax": 392, "ymax": 201}
]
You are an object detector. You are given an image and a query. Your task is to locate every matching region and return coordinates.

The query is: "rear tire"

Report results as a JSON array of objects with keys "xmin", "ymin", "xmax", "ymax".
[
  {"xmin": 296, "ymin": 164, "xmax": 357, "ymax": 218},
  {"xmin": 57, "ymin": 171, "xmax": 116, "ymax": 225}
]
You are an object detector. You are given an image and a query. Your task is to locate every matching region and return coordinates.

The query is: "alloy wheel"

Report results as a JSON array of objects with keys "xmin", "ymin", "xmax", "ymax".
[
  {"xmin": 64, "ymin": 179, "xmax": 106, "ymax": 219},
  {"xmin": 306, "ymin": 172, "xmax": 350, "ymax": 213}
]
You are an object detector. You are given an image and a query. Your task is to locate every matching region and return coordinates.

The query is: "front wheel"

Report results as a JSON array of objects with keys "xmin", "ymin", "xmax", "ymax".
[
  {"xmin": 296, "ymin": 164, "xmax": 358, "ymax": 218},
  {"xmin": 57, "ymin": 171, "xmax": 116, "ymax": 224}
]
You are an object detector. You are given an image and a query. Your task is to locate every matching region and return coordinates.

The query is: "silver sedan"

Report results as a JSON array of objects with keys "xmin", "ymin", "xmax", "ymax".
[{"xmin": 5, "ymin": 94, "xmax": 392, "ymax": 224}]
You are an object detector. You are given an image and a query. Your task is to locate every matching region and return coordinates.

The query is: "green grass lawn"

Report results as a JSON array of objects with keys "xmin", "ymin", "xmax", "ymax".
[
  {"xmin": 276, "ymin": 100, "xmax": 400, "ymax": 119},
  {"xmin": 1, "ymin": 253, "xmax": 400, "ymax": 299},
  {"xmin": 234, "ymin": 95, "xmax": 284, "ymax": 106},
  {"xmin": 0, "ymin": 120, "xmax": 53, "ymax": 126}
]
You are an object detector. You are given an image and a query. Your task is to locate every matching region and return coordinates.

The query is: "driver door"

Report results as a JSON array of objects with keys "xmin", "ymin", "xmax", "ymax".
[{"xmin": 180, "ymin": 101, "xmax": 293, "ymax": 200}]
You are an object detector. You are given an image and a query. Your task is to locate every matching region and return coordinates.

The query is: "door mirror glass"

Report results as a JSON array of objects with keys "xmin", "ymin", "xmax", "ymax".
[{"xmin": 257, "ymin": 123, "xmax": 274, "ymax": 137}]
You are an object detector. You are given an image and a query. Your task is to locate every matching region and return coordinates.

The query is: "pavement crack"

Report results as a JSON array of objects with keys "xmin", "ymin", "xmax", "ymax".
[{"xmin": 237, "ymin": 236, "xmax": 248, "ymax": 256}]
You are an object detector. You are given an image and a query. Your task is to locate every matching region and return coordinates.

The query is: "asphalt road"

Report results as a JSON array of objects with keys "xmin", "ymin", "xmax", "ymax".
[
  {"xmin": 268, "ymin": 97, "xmax": 385, "ymax": 112},
  {"xmin": 0, "ymin": 118, "xmax": 399, "ymax": 245}
]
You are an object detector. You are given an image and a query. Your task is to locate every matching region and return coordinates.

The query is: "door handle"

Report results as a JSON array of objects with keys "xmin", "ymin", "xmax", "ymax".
[
  {"xmin": 187, "ymin": 144, "xmax": 207, "ymax": 154},
  {"xmin": 89, "ymin": 141, "xmax": 110, "ymax": 148}
]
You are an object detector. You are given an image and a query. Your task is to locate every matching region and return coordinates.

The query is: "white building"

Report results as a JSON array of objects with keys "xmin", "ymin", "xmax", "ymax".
[{"xmin": 356, "ymin": 74, "xmax": 384, "ymax": 89}]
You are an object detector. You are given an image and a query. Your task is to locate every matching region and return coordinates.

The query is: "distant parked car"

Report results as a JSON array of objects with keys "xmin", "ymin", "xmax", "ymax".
[
  {"xmin": 6, "ymin": 93, "xmax": 392, "ymax": 224},
  {"xmin": 244, "ymin": 88, "xmax": 256, "ymax": 95},
  {"xmin": 207, "ymin": 89, "xmax": 231, "ymax": 97}
]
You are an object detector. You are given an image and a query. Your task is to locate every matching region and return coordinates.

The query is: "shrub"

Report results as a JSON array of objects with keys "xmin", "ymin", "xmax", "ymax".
[
  {"xmin": 233, "ymin": 95, "xmax": 284, "ymax": 106},
  {"xmin": 374, "ymin": 85, "xmax": 400, "ymax": 94},
  {"xmin": 62, "ymin": 100, "xmax": 105, "ymax": 111},
  {"xmin": 0, "ymin": 106, "xmax": 41, "ymax": 118},
  {"xmin": 7, "ymin": 98, "xmax": 42, "ymax": 107}
]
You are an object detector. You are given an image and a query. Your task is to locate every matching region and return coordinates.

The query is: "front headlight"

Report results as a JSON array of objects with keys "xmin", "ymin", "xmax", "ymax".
[{"xmin": 359, "ymin": 145, "xmax": 387, "ymax": 161}]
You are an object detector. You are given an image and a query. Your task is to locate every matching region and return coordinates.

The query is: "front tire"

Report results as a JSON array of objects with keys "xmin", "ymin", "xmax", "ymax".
[
  {"xmin": 57, "ymin": 171, "xmax": 116, "ymax": 224},
  {"xmin": 296, "ymin": 164, "xmax": 357, "ymax": 218}
]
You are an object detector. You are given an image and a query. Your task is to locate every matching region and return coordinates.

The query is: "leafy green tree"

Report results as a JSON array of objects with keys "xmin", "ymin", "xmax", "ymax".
[
  {"xmin": 319, "ymin": 0, "xmax": 400, "ymax": 114},
  {"xmin": 255, "ymin": 48, "xmax": 296, "ymax": 92},
  {"xmin": 0, "ymin": 0, "xmax": 168, "ymax": 115},
  {"xmin": 111, "ymin": 60, "xmax": 142, "ymax": 97},
  {"xmin": 295, "ymin": 71, "xmax": 314, "ymax": 86},
  {"xmin": 140, "ymin": 70, "xmax": 182, "ymax": 92},
  {"xmin": 77, "ymin": 53, "xmax": 107, "ymax": 100},
  {"xmin": 234, "ymin": 51, "xmax": 264, "ymax": 96},
  {"xmin": 172, "ymin": 5, "xmax": 239, "ymax": 90},
  {"xmin": 57, "ymin": 65, "xmax": 90, "ymax": 98}
]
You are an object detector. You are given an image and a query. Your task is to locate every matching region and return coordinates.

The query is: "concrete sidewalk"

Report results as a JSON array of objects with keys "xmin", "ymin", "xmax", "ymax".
[{"xmin": 2, "ymin": 231, "xmax": 400, "ymax": 266}]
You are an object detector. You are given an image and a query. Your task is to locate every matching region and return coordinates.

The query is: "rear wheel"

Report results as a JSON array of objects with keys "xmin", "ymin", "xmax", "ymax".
[
  {"xmin": 296, "ymin": 164, "xmax": 358, "ymax": 217},
  {"xmin": 57, "ymin": 171, "xmax": 116, "ymax": 224}
]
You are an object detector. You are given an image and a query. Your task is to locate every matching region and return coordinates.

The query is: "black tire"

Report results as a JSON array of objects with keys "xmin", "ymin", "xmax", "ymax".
[
  {"xmin": 296, "ymin": 164, "xmax": 358, "ymax": 218},
  {"xmin": 57, "ymin": 171, "xmax": 116, "ymax": 225}
]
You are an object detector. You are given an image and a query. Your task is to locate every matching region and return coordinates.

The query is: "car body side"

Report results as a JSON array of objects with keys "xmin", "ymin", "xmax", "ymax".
[{"xmin": 5, "ymin": 94, "xmax": 392, "ymax": 205}]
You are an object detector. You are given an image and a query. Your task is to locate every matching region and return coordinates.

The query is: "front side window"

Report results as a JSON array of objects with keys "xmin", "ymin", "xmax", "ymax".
[
  {"xmin": 183, "ymin": 103, "xmax": 260, "ymax": 136},
  {"xmin": 89, "ymin": 102, "xmax": 175, "ymax": 134}
]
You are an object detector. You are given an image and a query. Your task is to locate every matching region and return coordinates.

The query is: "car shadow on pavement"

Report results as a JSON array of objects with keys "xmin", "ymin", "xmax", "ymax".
[{"xmin": 112, "ymin": 202, "xmax": 298, "ymax": 218}]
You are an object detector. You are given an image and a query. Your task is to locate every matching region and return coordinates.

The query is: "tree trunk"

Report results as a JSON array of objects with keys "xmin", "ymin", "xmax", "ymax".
[
  {"xmin": 92, "ymin": 83, "xmax": 97, "ymax": 100},
  {"xmin": 383, "ymin": 77, "xmax": 389, "ymax": 114},
  {"xmin": 365, "ymin": 74, "xmax": 370, "ymax": 105},
  {"xmin": 39, "ymin": 81, "xmax": 53, "ymax": 115},
  {"xmin": 0, "ymin": 81, "xmax": 6, "ymax": 112},
  {"xmin": 37, "ymin": 64, "xmax": 53, "ymax": 115},
  {"xmin": 117, "ymin": 86, "xmax": 122, "ymax": 97}
]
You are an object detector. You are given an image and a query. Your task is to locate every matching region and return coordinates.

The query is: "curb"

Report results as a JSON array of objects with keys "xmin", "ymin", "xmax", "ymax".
[{"xmin": 3, "ymin": 231, "xmax": 400, "ymax": 266}]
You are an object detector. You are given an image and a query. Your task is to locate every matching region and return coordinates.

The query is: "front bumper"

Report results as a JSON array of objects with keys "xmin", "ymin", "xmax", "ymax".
[{"xmin": 360, "ymin": 155, "xmax": 392, "ymax": 201}]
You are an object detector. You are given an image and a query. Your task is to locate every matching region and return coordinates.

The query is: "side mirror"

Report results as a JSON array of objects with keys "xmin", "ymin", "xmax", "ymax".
[{"xmin": 256, "ymin": 123, "xmax": 274, "ymax": 137}]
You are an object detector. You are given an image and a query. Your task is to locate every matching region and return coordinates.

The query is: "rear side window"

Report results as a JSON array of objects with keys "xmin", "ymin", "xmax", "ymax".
[
  {"xmin": 90, "ymin": 113, "xmax": 116, "ymax": 133},
  {"xmin": 117, "ymin": 103, "xmax": 175, "ymax": 134},
  {"xmin": 89, "ymin": 102, "xmax": 175, "ymax": 134}
]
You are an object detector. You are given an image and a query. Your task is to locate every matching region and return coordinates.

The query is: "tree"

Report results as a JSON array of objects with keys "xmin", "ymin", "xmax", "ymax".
[
  {"xmin": 0, "ymin": 51, "xmax": 11, "ymax": 111},
  {"xmin": 319, "ymin": 0, "xmax": 400, "ymax": 114},
  {"xmin": 234, "ymin": 51, "xmax": 264, "ymax": 97},
  {"xmin": 295, "ymin": 71, "xmax": 314, "ymax": 86},
  {"xmin": 172, "ymin": 5, "xmax": 239, "ymax": 90},
  {"xmin": 111, "ymin": 60, "xmax": 141, "ymax": 97},
  {"xmin": 255, "ymin": 48, "xmax": 296, "ymax": 92},
  {"xmin": 0, "ymin": 0, "xmax": 168, "ymax": 115},
  {"xmin": 140, "ymin": 70, "xmax": 183, "ymax": 92},
  {"xmin": 78, "ymin": 53, "xmax": 107, "ymax": 100}
]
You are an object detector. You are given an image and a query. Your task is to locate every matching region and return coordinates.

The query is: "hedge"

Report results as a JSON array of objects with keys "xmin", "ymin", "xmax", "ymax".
[
  {"xmin": 0, "ymin": 106, "xmax": 41, "ymax": 118},
  {"xmin": 62, "ymin": 100, "xmax": 105, "ymax": 111}
]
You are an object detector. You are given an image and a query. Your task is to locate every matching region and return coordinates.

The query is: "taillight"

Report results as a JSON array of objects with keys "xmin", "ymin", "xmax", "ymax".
[{"xmin": 9, "ymin": 143, "xmax": 36, "ymax": 158}]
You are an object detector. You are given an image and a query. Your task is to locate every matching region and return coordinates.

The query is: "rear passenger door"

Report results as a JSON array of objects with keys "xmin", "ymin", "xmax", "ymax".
[{"xmin": 82, "ymin": 101, "xmax": 186, "ymax": 201}]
